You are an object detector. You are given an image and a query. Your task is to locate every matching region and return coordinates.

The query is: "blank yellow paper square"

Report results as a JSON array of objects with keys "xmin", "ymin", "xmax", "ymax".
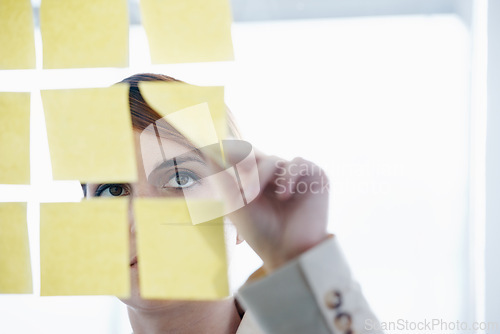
[
  {"xmin": 140, "ymin": 0, "xmax": 234, "ymax": 64},
  {"xmin": 134, "ymin": 198, "xmax": 228, "ymax": 300},
  {"xmin": 0, "ymin": 203, "xmax": 33, "ymax": 294},
  {"xmin": 164, "ymin": 103, "xmax": 219, "ymax": 148},
  {"xmin": 186, "ymin": 199, "xmax": 225, "ymax": 226},
  {"xmin": 0, "ymin": 92, "xmax": 30, "ymax": 184},
  {"xmin": 40, "ymin": 0, "xmax": 128, "ymax": 68},
  {"xmin": 40, "ymin": 199, "xmax": 130, "ymax": 296},
  {"xmin": 41, "ymin": 85, "xmax": 137, "ymax": 183},
  {"xmin": 139, "ymin": 81, "xmax": 227, "ymax": 144},
  {"xmin": 0, "ymin": 0, "xmax": 36, "ymax": 69}
]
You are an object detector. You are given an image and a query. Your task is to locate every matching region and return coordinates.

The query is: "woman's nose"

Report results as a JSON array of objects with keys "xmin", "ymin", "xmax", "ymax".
[
  {"xmin": 127, "ymin": 198, "xmax": 136, "ymax": 235},
  {"xmin": 133, "ymin": 182, "xmax": 161, "ymax": 198},
  {"xmin": 127, "ymin": 183, "xmax": 161, "ymax": 234}
]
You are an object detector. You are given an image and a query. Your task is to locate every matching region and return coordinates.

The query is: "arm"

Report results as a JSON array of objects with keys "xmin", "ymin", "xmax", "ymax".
[
  {"xmin": 217, "ymin": 149, "xmax": 382, "ymax": 333},
  {"xmin": 237, "ymin": 236, "xmax": 382, "ymax": 334}
]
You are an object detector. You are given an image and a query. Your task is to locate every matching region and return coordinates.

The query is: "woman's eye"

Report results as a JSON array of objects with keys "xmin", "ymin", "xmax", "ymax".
[
  {"xmin": 95, "ymin": 184, "xmax": 130, "ymax": 197},
  {"xmin": 164, "ymin": 172, "xmax": 198, "ymax": 189}
]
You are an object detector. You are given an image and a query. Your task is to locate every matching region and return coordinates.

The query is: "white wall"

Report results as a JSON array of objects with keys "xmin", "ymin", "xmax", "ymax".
[{"xmin": 228, "ymin": 15, "xmax": 471, "ymax": 325}]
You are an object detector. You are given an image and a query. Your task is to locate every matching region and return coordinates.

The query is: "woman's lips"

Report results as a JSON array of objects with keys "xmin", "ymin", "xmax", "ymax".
[{"xmin": 130, "ymin": 256, "xmax": 138, "ymax": 267}]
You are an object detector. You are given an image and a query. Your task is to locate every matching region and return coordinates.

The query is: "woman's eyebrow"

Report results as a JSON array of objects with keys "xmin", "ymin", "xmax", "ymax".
[
  {"xmin": 148, "ymin": 155, "xmax": 207, "ymax": 183},
  {"xmin": 152, "ymin": 155, "xmax": 207, "ymax": 171},
  {"xmin": 148, "ymin": 156, "xmax": 206, "ymax": 183}
]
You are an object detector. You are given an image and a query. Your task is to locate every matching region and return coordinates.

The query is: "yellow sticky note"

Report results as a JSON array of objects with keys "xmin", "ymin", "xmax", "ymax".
[
  {"xmin": 40, "ymin": 0, "xmax": 128, "ymax": 68},
  {"xmin": 134, "ymin": 198, "xmax": 228, "ymax": 300},
  {"xmin": 140, "ymin": 0, "xmax": 234, "ymax": 64},
  {"xmin": 139, "ymin": 81, "xmax": 227, "ymax": 144},
  {"xmin": 186, "ymin": 199, "xmax": 225, "ymax": 225},
  {"xmin": 0, "ymin": 92, "xmax": 30, "ymax": 184},
  {"xmin": 41, "ymin": 85, "xmax": 137, "ymax": 183},
  {"xmin": 40, "ymin": 199, "xmax": 130, "ymax": 296},
  {"xmin": 161, "ymin": 103, "xmax": 219, "ymax": 148},
  {"xmin": 0, "ymin": 0, "xmax": 36, "ymax": 69},
  {"xmin": 0, "ymin": 203, "xmax": 32, "ymax": 294}
]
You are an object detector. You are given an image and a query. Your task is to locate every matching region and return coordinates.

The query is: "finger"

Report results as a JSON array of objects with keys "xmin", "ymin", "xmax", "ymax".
[
  {"xmin": 275, "ymin": 157, "xmax": 307, "ymax": 201},
  {"xmin": 254, "ymin": 155, "xmax": 286, "ymax": 194}
]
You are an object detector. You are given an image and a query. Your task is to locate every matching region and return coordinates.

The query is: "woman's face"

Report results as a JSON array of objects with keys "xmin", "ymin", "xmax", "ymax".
[{"xmin": 85, "ymin": 128, "xmax": 220, "ymax": 309}]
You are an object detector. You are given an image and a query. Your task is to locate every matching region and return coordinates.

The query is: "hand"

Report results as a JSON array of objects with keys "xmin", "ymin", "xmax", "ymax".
[{"xmin": 212, "ymin": 145, "xmax": 330, "ymax": 272}]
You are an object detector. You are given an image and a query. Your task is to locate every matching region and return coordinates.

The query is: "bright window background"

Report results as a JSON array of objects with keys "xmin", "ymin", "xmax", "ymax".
[{"xmin": 0, "ymin": 14, "xmax": 471, "ymax": 332}]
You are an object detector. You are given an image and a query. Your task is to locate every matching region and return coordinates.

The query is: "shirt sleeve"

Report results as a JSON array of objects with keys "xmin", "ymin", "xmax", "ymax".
[{"xmin": 236, "ymin": 236, "xmax": 383, "ymax": 334}]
